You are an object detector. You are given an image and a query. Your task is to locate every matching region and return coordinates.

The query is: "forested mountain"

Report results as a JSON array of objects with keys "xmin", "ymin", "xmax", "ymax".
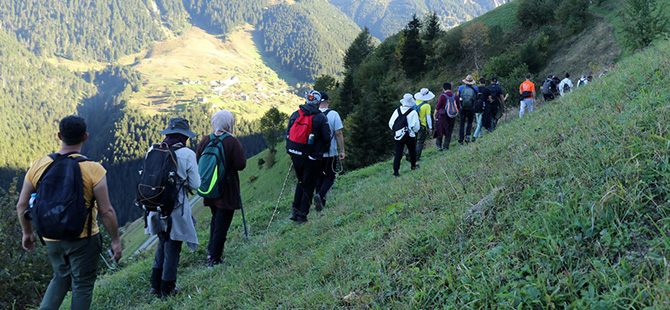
[
  {"xmin": 183, "ymin": 0, "xmax": 269, "ymax": 34},
  {"xmin": 329, "ymin": 0, "xmax": 509, "ymax": 39},
  {"xmin": 0, "ymin": 0, "xmax": 186, "ymax": 61},
  {"xmin": 0, "ymin": 30, "xmax": 94, "ymax": 182},
  {"xmin": 259, "ymin": 0, "xmax": 363, "ymax": 80}
]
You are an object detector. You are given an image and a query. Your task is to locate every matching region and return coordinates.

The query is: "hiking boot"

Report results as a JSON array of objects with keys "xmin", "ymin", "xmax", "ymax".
[
  {"xmin": 314, "ymin": 194, "xmax": 324, "ymax": 212},
  {"xmin": 393, "ymin": 172, "xmax": 400, "ymax": 178},
  {"xmin": 411, "ymin": 165, "xmax": 420, "ymax": 170},
  {"xmin": 160, "ymin": 280, "xmax": 179, "ymax": 299},
  {"xmin": 437, "ymin": 147, "xmax": 443, "ymax": 151},
  {"xmin": 289, "ymin": 210, "xmax": 298, "ymax": 221},
  {"xmin": 150, "ymin": 268, "xmax": 162, "ymax": 295},
  {"xmin": 459, "ymin": 141, "xmax": 464, "ymax": 145},
  {"xmin": 471, "ymin": 137, "xmax": 476, "ymax": 143},
  {"xmin": 296, "ymin": 216, "xmax": 308, "ymax": 225}
]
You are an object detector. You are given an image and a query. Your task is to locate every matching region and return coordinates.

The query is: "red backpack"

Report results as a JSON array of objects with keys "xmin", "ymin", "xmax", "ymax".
[{"xmin": 286, "ymin": 110, "xmax": 315, "ymax": 156}]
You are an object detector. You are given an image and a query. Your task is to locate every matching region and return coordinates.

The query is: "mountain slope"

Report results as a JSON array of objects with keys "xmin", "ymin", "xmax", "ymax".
[{"xmin": 90, "ymin": 38, "xmax": 669, "ymax": 309}]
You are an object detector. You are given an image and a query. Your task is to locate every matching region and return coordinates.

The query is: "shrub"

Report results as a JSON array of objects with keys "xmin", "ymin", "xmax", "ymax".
[
  {"xmin": 257, "ymin": 158, "xmax": 265, "ymax": 169},
  {"xmin": 265, "ymin": 152, "xmax": 276, "ymax": 169},
  {"xmin": 248, "ymin": 175, "xmax": 258, "ymax": 183}
]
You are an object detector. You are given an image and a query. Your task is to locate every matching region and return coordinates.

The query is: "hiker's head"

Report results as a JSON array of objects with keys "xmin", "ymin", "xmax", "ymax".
[
  {"xmin": 552, "ymin": 75, "xmax": 558, "ymax": 79},
  {"xmin": 565, "ymin": 73, "xmax": 570, "ymax": 78},
  {"xmin": 319, "ymin": 91, "xmax": 330, "ymax": 106},
  {"xmin": 414, "ymin": 88, "xmax": 435, "ymax": 102},
  {"xmin": 400, "ymin": 93, "xmax": 415, "ymax": 107},
  {"xmin": 59, "ymin": 115, "xmax": 87, "ymax": 145},
  {"xmin": 212, "ymin": 110, "xmax": 234, "ymax": 135},
  {"xmin": 462, "ymin": 74, "xmax": 476, "ymax": 85},
  {"xmin": 159, "ymin": 117, "xmax": 197, "ymax": 139},
  {"xmin": 526, "ymin": 74, "xmax": 531, "ymax": 80},
  {"xmin": 490, "ymin": 76, "xmax": 498, "ymax": 83},
  {"xmin": 442, "ymin": 82, "xmax": 452, "ymax": 91},
  {"xmin": 479, "ymin": 78, "xmax": 486, "ymax": 85},
  {"xmin": 305, "ymin": 90, "xmax": 321, "ymax": 106}
]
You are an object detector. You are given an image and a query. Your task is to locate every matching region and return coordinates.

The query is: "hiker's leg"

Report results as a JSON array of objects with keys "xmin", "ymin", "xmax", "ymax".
[
  {"xmin": 68, "ymin": 236, "xmax": 101, "ymax": 310},
  {"xmin": 41, "ymin": 241, "xmax": 72, "ymax": 309},
  {"xmin": 458, "ymin": 114, "xmax": 465, "ymax": 142},
  {"xmin": 415, "ymin": 125, "xmax": 426, "ymax": 160},
  {"xmin": 317, "ymin": 157, "xmax": 336, "ymax": 199},
  {"xmin": 208, "ymin": 208, "xmax": 235, "ymax": 263},
  {"xmin": 444, "ymin": 119, "xmax": 455, "ymax": 149},
  {"xmin": 465, "ymin": 110, "xmax": 474, "ymax": 141},
  {"xmin": 161, "ymin": 237, "xmax": 183, "ymax": 282},
  {"xmin": 519, "ymin": 100, "xmax": 527, "ymax": 118},
  {"xmin": 393, "ymin": 139, "xmax": 403, "ymax": 175},
  {"xmin": 298, "ymin": 159, "xmax": 320, "ymax": 219},
  {"xmin": 290, "ymin": 156, "xmax": 306, "ymax": 219},
  {"xmin": 474, "ymin": 113, "xmax": 483, "ymax": 138},
  {"xmin": 528, "ymin": 99, "xmax": 534, "ymax": 113},
  {"xmin": 407, "ymin": 137, "xmax": 417, "ymax": 167},
  {"xmin": 435, "ymin": 135, "xmax": 442, "ymax": 149}
]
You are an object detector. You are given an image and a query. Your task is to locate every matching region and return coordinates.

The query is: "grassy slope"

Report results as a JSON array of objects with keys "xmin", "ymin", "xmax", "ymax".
[{"xmin": 91, "ymin": 38, "xmax": 669, "ymax": 308}]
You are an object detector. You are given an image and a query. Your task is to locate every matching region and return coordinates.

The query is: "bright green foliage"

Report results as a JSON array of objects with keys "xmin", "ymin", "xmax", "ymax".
[
  {"xmin": 399, "ymin": 14, "xmax": 426, "ymax": 78},
  {"xmin": 621, "ymin": 0, "xmax": 669, "ymax": 51},
  {"xmin": 259, "ymin": 107, "xmax": 288, "ymax": 154},
  {"xmin": 519, "ymin": 32, "xmax": 550, "ymax": 73},
  {"xmin": 555, "ymin": 0, "xmax": 592, "ymax": 35},
  {"xmin": 313, "ymin": 75, "xmax": 337, "ymax": 94}
]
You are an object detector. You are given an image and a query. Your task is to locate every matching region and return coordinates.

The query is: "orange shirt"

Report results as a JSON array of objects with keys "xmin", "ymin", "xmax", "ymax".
[{"xmin": 520, "ymin": 80, "xmax": 535, "ymax": 94}]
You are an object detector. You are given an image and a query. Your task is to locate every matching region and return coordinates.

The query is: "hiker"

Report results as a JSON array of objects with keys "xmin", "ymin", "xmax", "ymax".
[
  {"xmin": 472, "ymin": 77, "xmax": 488, "ymax": 141},
  {"xmin": 484, "ymin": 76, "xmax": 505, "ymax": 131},
  {"xmin": 457, "ymin": 75, "xmax": 479, "ymax": 144},
  {"xmin": 587, "ymin": 75, "xmax": 593, "ymax": 83},
  {"xmin": 195, "ymin": 110, "xmax": 247, "ymax": 269},
  {"xmin": 16, "ymin": 115, "xmax": 122, "ymax": 309},
  {"xmin": 412, "ymin": 88, "xmax": 434, "ymax": 161},
  {"xmin": 519, "ymin": 74, "xmax": 536, "ymax": 118},
  {"xmin": 541, "ymin": 75, "xmax": 558, "ymax": 102},
  {"xmin": 577, "ymin": 74, "xmax": 589, "ymax": 87},
  {"xmin": 389, "ymin": 93, "xmax": 421, "ymax": 176},
  {"xmin": 559, "ymin": 73, "xmax": 573, "ymax": 96},
  {"xmin": 314, "ymin": 92, "xmax": 345, "ymax": 211},
  {"xmin": 286, "ymin": 90, "xmax": 330, "ymax": 224},
  {"xmin": 433, "ymin": 83, "xmax": 458, "ymax": 151},
  {"xmin": 145, "ymin": 117, "xmax": 201, "ymax": 297}
]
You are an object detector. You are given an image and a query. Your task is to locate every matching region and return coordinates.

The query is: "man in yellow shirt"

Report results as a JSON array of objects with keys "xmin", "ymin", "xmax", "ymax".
[
  {"xmin": 16, "ymin": 115, "xmax": 122, "ymax": 310},
  {"xmin": 412, "ymin": 87, "xmax": 434, "ymax": 162}
]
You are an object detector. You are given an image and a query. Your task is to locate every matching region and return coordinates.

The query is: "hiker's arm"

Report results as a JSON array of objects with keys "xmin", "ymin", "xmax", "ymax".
[
  {"xmin": 185, "ymin": 151, "xmax": 201, "ymax": 191},
  {"xmin": 230, "ymin": 137, "xmax": 247, "ymax": 171},
  {"xmin": 16, "ymin": 180, "xmax": 36, "ymax": 252},
  {"xmin": 94, "ymin": 176, "xmax": 122, "ymax": 262},
  {"xmin": 334, "ymin": 129, "xmax": 345, "ymax": 160}
]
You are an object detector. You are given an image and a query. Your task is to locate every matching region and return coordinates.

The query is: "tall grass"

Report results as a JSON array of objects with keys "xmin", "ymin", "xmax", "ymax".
[{"xmin": 88, "ymin": 40, "xmax": 669, "ymax": 309}]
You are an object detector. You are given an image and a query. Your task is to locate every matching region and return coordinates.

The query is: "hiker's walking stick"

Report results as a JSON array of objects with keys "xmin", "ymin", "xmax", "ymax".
[{"xmin": 267, "ymin": 162, "xmax": 293, "ymax": 229}]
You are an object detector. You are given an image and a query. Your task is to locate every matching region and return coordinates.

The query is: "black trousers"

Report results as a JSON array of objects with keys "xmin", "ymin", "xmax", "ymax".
[
  {"xmin": 316, "ymin": 156, "xmax": 338, "ymax": 200},
  {"xmin": 458, "ymin": 109, "xmax": 474, "ymax": 143},
  {"xmin": 207, "ymin": 207, "xmax": 235, "ymax": 263},
  {"xmin": 394, "ymin": 135, "xmax": 416, "ymax": 174},
  {"xmin": 291, "ymin": 155, "xmax": 320, "ymax": 220}
]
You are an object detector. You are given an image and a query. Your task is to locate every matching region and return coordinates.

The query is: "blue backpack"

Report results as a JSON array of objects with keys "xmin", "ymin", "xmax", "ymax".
[
  {"xmin": 412, "ymin": 101, "xmax": 427, "ymax": 114},
  {"xmin": 197, "ymin": 133, "xmax": 230, "ymax": 199},
  {"xmin": 33, "ymin": 153, "xmax": 93, "ymax": 241}
]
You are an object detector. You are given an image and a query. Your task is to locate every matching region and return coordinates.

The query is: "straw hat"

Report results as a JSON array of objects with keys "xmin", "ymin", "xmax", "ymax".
[{"xmin": 462, "ymin": 74, "xmax": 476, "ymax": 85}]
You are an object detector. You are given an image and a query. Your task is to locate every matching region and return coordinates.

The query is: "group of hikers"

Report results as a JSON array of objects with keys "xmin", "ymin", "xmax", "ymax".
[
  {"xmin": 14, "ymin": 69, "xmax": 595, "ymax": 308},
  {"xmin": 390, "ymin": 72, "xmax": 593, "ymax": 175},
  {"xmin": 16, "ymin": 112, "xmax": 249, "ymax": 307}
]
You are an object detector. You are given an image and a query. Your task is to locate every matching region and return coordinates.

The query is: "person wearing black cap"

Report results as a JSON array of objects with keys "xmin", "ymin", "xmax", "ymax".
[
  {"xmin": 286, "ymin": 90, "xmax": 331, "ymax": 224},
  {"xmin": 484, "ymin": 76, "xmax": 505, "ymax": 132},
  {"xmin": 314, "ymin": 91, "xmax": 345, "ymax": 211},
  {"xmin": 145, "ymin": 117, "xmax": 201, "ymax": 298}
]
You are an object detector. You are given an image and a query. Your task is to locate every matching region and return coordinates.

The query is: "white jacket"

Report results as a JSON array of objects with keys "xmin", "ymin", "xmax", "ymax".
[{"xmin": 388, "ymin": 106, "xmax": 421, "ymax": 140}]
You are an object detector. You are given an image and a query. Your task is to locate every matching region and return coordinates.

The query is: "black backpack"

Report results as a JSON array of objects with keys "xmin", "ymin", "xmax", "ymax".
[
  {"xmin": 136, "ymin": 143, "xmax": 182, "ymax": 216},
  {"xmin": 474, "ymin": 86, "xmax": 486, "ymax": 113},
  {"xmin": 460, "ymin": 86, "xmax": 477, "ymax": 110},
  {"xmin": 392, "ymin": 108, "xmax": 414, "ymax": 139},
  {"xmin": 33, "ymin": 153, "xmax": 93, "ymax": 241}
]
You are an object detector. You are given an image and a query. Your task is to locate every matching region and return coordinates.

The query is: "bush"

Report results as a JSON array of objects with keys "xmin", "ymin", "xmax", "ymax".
[
  {"xmin": 516, "ymin": 0, "xmax": 559, "ymax": 28},
  {"xmin": 555, "ymin": 0, "xmax": 591, "ymax": 36},
  {"xmin": 248, "ymin": 175, "xmax": 258, "ymax": 183},
  {"xmin": 265, "ymin": 152, "xmax": 276, "ymax": 169},
  {"xmin": 257, "ymin": 158, "xmax": 265, "ymax": 169}
]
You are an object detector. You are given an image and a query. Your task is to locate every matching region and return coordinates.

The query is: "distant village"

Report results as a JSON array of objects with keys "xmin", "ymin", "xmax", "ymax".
[{"xmin": 180, "ymin": 73, "xmax": 290, "ymax": 105}]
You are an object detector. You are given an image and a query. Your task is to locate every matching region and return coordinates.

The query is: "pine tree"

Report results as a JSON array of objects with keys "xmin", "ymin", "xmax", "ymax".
[
  {"xmin": 621, "ymin": 0, "xmax": 669, "ymax": 50},
  {"xmin": 422, "ymin": 12, "xmax": 441, "ymax": 42},
  {"xmin": 343, "ymin": 27, "xmax": 376, "ymax": 71},
  {"xmin": 399, "ymin": 14, "xmax": 425, "ymax": 78}
]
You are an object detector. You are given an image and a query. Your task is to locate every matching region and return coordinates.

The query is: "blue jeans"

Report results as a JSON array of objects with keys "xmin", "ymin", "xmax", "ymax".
[
  {"xmin": 41, "ymin": 235, "xmax": 101, "ymax": 310},
  {"xmin": 473, "ymin": 113, "xmax": 484, "ymax": 138},
  {"xmin": 520, "ymin": 98, "xmax": 534, "ymax": 118}
]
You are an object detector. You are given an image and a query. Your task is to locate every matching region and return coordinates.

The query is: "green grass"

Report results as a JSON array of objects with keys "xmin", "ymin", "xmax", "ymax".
[{"xmin": 85, "ymin": 38, "xmax": 670, "ymax": 309}]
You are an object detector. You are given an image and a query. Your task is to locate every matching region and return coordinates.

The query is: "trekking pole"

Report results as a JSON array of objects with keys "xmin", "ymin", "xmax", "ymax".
[
  {"xmin": 267, "ymin": 162, "xmax": 293, "ymax": 230},
  {"xmin": 237, "ymin": 192, "xmax": 249, "ymax": 240}
]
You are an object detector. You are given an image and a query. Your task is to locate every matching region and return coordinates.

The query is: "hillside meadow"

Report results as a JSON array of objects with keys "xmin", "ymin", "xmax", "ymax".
[{"xmin": 82, "ymin": 38, "xmax": 669, "ymax": 309}]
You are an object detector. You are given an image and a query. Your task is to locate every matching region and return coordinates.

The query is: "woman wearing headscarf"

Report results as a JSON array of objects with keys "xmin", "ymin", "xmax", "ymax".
[{"xmin": 195, "ymin": 110, "xmax": 247, "ymax": 269}]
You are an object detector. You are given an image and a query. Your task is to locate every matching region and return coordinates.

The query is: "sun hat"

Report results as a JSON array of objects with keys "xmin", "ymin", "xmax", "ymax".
[
  {"xmin": 159, "ymin": 117, "xmax": 197, "ymax": 138},
  {"xmin": 414, "ymin": 88, "xmax": 435, "ymax": 101},
  {"xmin": 305, "ymin": 90, "xmax": 322, "ymax": 105},
  {"xmin": 400, "ymin": 93, "xmax": 415, "ymax": 107},
  {"xmin": 462, "ymin": 74, "xmax": 476, "ymax": 85}
]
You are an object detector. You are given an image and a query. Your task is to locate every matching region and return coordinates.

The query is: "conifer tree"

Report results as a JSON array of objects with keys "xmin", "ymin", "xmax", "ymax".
[
  {"xmin": 621, "ymin": 0, "xmax": 668, "ymax": 50},
  {"xmin": 343, "ymin": 27, "xmax": 376, "ymax": 71},
  {"xmin": 422, "ymin": 12, "xmax": 441, "ymax": 42},
  {"xmin": 398, "ymin": 14, "xmax": 425, "ymax": 78}
]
